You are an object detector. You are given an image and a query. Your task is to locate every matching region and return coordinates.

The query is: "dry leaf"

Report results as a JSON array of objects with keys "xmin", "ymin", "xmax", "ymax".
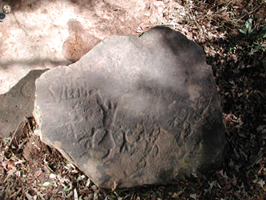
[
  {"xmin": 2, "ymin": 160, "xmax": 14, "ymax": 170},
  {"xmin": 4, "ymin": 167, "xmax": 17, "ymax": 182},
  {"xmin": 112, "ymin": 181, "xmax": 118, "ymax": 192},
  {"xmin": 74, "ymin": 188, "xmax": 78, "ymax": 200},
  {"xmin": 190, "ymin": 193, "xmax": 200, "ymax": 200},
  {"xmin": 39, "ymin": 182, "xmax": 51, "ymax": 187},
  {"xmin": 172, "ymin": 191, "xmax": 183, "ymax": 198},
  {"xmin": 34, "ymin": 168, "xmax": 42, "ymax": 178},
  {"xmin": 257, "ymin": 179, "xmax": 265, "ymax": 188}
]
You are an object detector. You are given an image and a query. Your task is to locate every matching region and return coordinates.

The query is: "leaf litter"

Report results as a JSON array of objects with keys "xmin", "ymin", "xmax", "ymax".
[{"xmin": 0, "ymin": 0, "xmax": 266, "ymax": 199}]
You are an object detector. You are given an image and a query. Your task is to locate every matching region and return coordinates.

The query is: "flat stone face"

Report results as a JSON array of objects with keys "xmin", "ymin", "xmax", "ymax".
[{"xmin": 34, "ymin": 26, "xmax": 227, "ymax": 188}]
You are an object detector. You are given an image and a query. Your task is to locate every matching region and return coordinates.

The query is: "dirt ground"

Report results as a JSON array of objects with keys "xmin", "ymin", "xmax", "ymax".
[{"xmin": 0, "ymin": 0, "xmax": 182, "ymax": 94}]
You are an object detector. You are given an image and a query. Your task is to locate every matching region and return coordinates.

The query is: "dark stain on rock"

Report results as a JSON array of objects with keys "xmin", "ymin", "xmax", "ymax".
[{"xmin": 62, "ymin": 19, "xmax": 101, "ymax": 62}]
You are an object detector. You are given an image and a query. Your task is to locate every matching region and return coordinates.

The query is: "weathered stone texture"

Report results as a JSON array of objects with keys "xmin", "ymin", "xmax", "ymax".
[
  {"xmin": 0, "ymin": 70, "xmax": 46, "ymax": 138},
  {"xmin": 34, "ymin": 26, "xmax": 227, "ymax": 188}
]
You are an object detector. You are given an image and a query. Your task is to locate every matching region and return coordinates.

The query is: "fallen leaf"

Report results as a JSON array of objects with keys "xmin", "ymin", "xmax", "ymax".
[
  {"xmin": 217, "ymin": 169, "xmax": 228, "ymax": 179},
  {"xmin": 16, "ymin": 171, "xmax": 21, "ymax": 177},
  {"xmin": 256, "ymin": 125, "xmax": 265, "ymax": 132},
  {"xmin": 204, "ymin": 180, "xmax": 217, "ymax": 194},
  {"xmin": 192, "ymin": 173, "xmax": 201, "ymax": 184},
  {"xmin": 190, "ymin": 193, "xmax": 200, "ymax": 200},
  {"xmin": 2, "ymin": 160, "xmax": 14, "ymax": 170},
  {"xmin": 14, "ymin": 159, "xmax": 26, "ymax": 166},
  {"xmin": 49, "ymin": 173, "xmax": 56, "ymax": 179},
  {"xmin": 257, "ymin": 179, "xmax": 265, "ymax": 188},
  {"xmin": 86, "ymin": 178, "xmax": 91, "ymax": 187},
  {"xmin": 34, "ymin": 168, "xmax": 42, "ymax": 178},
  {"xmin": 209, "ymin": 180, "xmax": 217, "ymax": 189},
  {"xmin": 239, "ymin": 148, "xmax": 248, "ymax": 160},
  {"xmin": 39, "ymin": 182, "xmax": 51, "ymax": 187},
  {"xmin": 4, "ymin": 167, "xmax": 16, "ymax": 182},
  {"xmin": 74, "ymin": 188, "xmax": 78, "ymax": 200},
  {"xmin": 172, "ymin": 191, "xmax": 183, "ymax": 198},
  {"xmin": 33, "ymin": 144, "xmax": 41, "ymax": 151},
  {"xmin": 112, "ymin": 181, "xmax": 118, "ymax": 192}
]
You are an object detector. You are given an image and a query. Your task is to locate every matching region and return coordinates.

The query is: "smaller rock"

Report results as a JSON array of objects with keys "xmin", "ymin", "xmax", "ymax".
[{"xmin": 0, "ymin": 70, "xmax": 46, "ymax": 138}]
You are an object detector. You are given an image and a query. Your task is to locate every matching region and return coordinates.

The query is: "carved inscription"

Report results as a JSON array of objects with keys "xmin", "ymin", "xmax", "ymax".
[
  {"xmin": 47, "ymin": 80, "xmax": 91, "ymax": 103},
  {"xmin": 120, "ymin": 129, "xmax": 132, "ymax": 153},
  {"xmin": 95, "ymin": 90, "xmax": 118, "ymax": 128},
  {"xmin": 48, "ymin": 78, "xmax": 213, "ymax": 170},
  {"xmin": 34, "ymin": 26, "xmax": 227, "ymax": 188},
  {"xmin": 64, "ymin": 89, "xmax": 120, "ymax": 160}
]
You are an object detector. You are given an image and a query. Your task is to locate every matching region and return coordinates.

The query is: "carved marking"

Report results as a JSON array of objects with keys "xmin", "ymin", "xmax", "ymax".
[
  {"xmin": 59, "ymin": 82, "xmax": 91, "ymax": 100},
  {"xmin": 48, "ymin": 85, "xmax": 57, "ymax": 102},
  {"xmin": 96, "ymin": 91, "xmax": 118, "ymax": 128},
  {"xmin": 168, "ymin": 117, "xmax": 177, "ymax": 128},
  {"xmin": 200, "ymin": 98, "xmax": 212, "ymax": 118},
  {"xmin": 180, "ymin": 121, "xmax": 191, "ymax": 139},
  {"xmin": 61, "ymin": 85, "xmax": 67, "ymax": 99},
  {"xmin": 78, "ymin": 90, "xmax": 118, "ymax": 160},
  {"xmin": 151, "ymin": 144, "xmax": 159, "ymax": 158},
  {"xmin": 137, "ymin": 157, "xmax": 147, "ymax": 169},
  {"xmin": 135, "ymin": 123, "xmax": 144, "ymax": 142},
  {"xmin": 148, "ymin": 127, "xmax": 160, "ymax": 144},
  {"xmin": 21, "ymin": 82, "xmax": 31, "ymax": 99},
  {"xmin": 126, "ymin": 127, "xmax": 162, "ymax": 178},
  {"xmin": 98, "ymin": 130, "xmax": 116, "ymax": 150},
  {"xmin": 62, "ymin": 123, "xmax": 74, "ymax": 140},
  {"xmin": 91, "ymin": 127, "xmax": 97, "ymax": 148},
  {"xmin": 120, "ymin": 130, "xmax": 131, "ymax": 153},
  {"xmin": 78, "ymin": 127, "xmax": 96, "ymax": 150}
]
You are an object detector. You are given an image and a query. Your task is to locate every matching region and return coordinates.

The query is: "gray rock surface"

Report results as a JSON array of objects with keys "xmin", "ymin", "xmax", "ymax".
[
  {"xmin": 34, "ymin": 26, "xmax": 227, "ymax": 188},
  {"xmin": 0, "ymin": 70, "xmax": 46, "ymax": 138}
]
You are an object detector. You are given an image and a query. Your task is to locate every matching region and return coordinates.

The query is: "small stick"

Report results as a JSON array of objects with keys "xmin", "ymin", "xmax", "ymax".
[{"xmin": 7, "ymin": 118, "xmax": 27, "ymax": 148}]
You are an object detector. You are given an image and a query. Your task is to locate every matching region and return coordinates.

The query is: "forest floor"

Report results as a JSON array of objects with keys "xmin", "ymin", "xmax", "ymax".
[{"xmin": 0, "ymin": 0, "xmax": 266, "ymax": 199}]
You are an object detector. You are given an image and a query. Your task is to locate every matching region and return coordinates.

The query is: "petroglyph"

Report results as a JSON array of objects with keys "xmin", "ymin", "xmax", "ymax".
[
  {"xmin": 120, "ymin": 129, "xmax": 132, "ymax": 153},
  {"xmin": 96, "ymin": 90, "xmax": 118, "ymax": 128},
  {"xmin": 34, "ymin": 27, "xmax": 227, "ymax": 188}
]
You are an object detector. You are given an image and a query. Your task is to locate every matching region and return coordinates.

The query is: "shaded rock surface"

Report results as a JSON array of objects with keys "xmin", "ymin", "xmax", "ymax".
[
  {"xmin": 34, "ymin": 26, "xmax": 227, "ymax": 188},
  {"xmin": 0, "ymin": 70, "xmax": 46, "ymax": 138}
]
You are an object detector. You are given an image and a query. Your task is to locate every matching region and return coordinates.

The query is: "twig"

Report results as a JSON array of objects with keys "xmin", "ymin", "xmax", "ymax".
[
  {"xmin": 252, "ymin": 152, "xmax": 266, "ymax": 167},
  {"xmin": 236, "ymin": 5, "xmax": 262, "ymax": 22},
  {"xmin": 7, "ymin": 118, "xmax": 27, "ymax": 149}
]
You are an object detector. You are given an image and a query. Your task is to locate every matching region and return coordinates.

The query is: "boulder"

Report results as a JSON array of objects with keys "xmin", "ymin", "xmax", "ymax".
[{"xmin": 34, "ymin": 26, "xmax": 227, "ymax": 188}]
